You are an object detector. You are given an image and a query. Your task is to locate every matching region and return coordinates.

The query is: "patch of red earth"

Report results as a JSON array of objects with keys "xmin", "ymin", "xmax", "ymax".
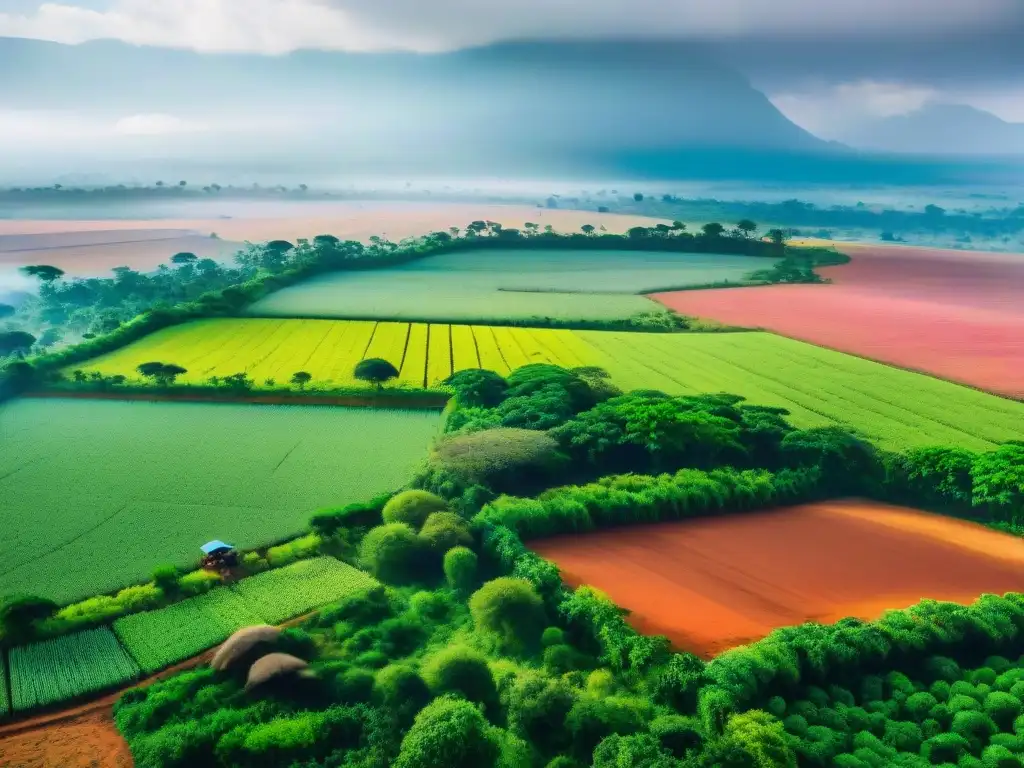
[
  {"xmin": 653, "ymin": 245, "xmax": 1024, "ymax": 398},
  {"xmin": 530, "ymin": 500, "xmax": 1024, "ymax": 659}
]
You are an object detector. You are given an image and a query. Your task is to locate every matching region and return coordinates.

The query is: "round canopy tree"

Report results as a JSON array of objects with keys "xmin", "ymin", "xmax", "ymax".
[{"xmin": 355, "ymin": 358, "xmax": 399, "ymax": 390}]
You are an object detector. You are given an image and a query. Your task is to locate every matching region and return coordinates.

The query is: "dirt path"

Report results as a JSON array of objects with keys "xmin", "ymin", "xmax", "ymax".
[{"xmin": 531, "ymin": 500, "xmax": 1024, "ymax": 659}]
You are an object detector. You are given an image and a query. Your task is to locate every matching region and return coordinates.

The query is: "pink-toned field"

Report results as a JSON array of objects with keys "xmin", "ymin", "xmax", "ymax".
[
  {"xmin": 0, "ymin": 202, "xmax": 664, "ymax": 277},
  {"xmin": 653, "ymin": 244, "xmax": 1024, "ymax": 398},
  {"xmin": 531, "ymin": 501, "xmax": 1024, "ymax": 658}
]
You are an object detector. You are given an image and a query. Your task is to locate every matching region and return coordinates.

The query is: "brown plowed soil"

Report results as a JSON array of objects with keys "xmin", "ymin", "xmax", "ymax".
[
  {"xmin": 653, "ymin": 244, "xmax": 1024, "ymax": 398},
  {"xmin": 531, "ymin": 500, "xmax": 1024, "ymax": 659}
]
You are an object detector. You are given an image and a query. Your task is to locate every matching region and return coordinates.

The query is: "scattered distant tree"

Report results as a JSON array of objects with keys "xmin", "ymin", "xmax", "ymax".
[
  {"xmin": 178, "ymin": 180, "xmax": 187, "ymax": 187},
  {"xmin": 523, "ymin": 223, "xmax": 539, "ymax": 236},
  {"xmin": 264, "ymin": 378, "xmax": 275, "ymax": 387},
  {"xmin": 626, "ymin": 226, "xmax": 650, "ymax": 239},
  {"xmin": 654, "ymin": 223, "xmax": 672, "ymax": 237},
  {"xmin": 72, "ymin": 369, "xmax": 87, "ymax": 383},
  {"xmin": 298, "ymin": 183, "xmax": 308, "ymax": 192},
  {"xmin": 82, "ymin": 332, "xmax": 96, "ymax": 339},
  {"xmin": 0, "ymin": 303, "xmax": 15, "ymax": 319},
  {"xmin": 170, "ymin": 252, "xmax": 198, "ymax": 265},
  {"xmin": 701, "ymin": 223, "xmax": 725, "ymax": 238},
  {"xmin": 736, "ymin": 219, "xmax": 758, "ymax": 239},
  {"xmin": 633, "ymin": 192, "xmax": 644, "ymax": 202},
  {"xmin": 137, "ymin": 361, "xmax": 187, "ymax": 386},
  {"xmin": 671, "ymin": 221, "xmax": 687, "ymax": 233},
  {"xmin": 290, "ymin": 371, "xmax": 312, "ymax": 390},
  {"xmin": 449, "ymin": 226, "xmax": 461, "ymax": 238},
  {"xmin": 546, "ymin": 197, "xmax": 558, "ymax": 209},
  {"xmin": 155, "ymin": 181, "xmax": 164, "ymax": 187},
  {"xmin": 20, "ymin": 264, "xmax": 65, "ymax": 283},
  {"xmin": 0, "ymin": 331, "xmax": 36, "ymax": 358},
  {"xmin": 0, "ymin": 596, "xmax": 58, "ymax": 642},
  {"xmin": 221, "ymin": 372, "xmax": 253, "ymax": 392},
  {"xmin": 355, "ymin": 358, "xmax": 399, "ymax": 389},
  {"xmin": 924, "ymin": 204, "xmax": 946, "ymax": 217},
  {"xmin": 880, "ymin": 231, "xmax": 897, "ymax": 241},
  {"xmin": 597, "ymin": 206, "xmax": 610, "ymax": 213},
  {"xmin": 580, "ymin": 224, "xmax": 596, "ymax": 236}
]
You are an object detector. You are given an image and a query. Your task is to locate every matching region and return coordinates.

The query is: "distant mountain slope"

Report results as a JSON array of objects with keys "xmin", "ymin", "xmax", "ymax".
[
  {"xmin": 839, "ymin": 104, "xmax": 1024, "ymax": 156},
  {"xmin": 0, "ymin": 37, "xmax": 828, "ymax": 158}
]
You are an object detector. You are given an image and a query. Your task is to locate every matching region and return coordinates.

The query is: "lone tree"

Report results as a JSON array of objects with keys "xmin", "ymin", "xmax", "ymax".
[
  {"xmin": 736, "ymin": 219, "xmax": 758, "ymax": 239},
  {"xmin": 580, "ymin": 224, "xmax": 595, "ymax": 236},
  {"xmin": 20, "ymin": 264, "xmax": 65, "ymax": 283},
  {"xmin": 701, "ymin": 222, "xmax": 726, "ymax": 238},
  {"xmin": 290, "ymin": 371, "xmax": 312, "ymax": 390},
  {"xmin": 633, "ymin": 192, "xmax": 644, "ymax": 201},
  {"xmin": 137, "ymin": 361, "xmax": 187, "ymax": 386},
  {"xmin": 354, "ymin": 358, "xmax": 399, "ymax": 390},
  {"xmin": 0, "ymin": 330, "xmax": 36, "ymax": 358},
  {"xmin": 170, "ymin": 252, "xmax": 199, "ymax": 265}
]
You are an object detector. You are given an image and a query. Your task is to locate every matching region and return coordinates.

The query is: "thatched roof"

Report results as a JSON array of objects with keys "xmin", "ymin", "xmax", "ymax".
[
  {"xmin": 211, "ymin": 625, "xmax": 281, "ymax": 671},
  {"xmin": 245, "ymin": 652, "xmax": 309, "ymax": 690}
]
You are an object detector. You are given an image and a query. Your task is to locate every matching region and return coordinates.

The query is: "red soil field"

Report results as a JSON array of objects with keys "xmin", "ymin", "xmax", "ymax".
[
  {"xmin": 531, "ymin": 501, "xmax": 1024, "ymax": 659},
  {"xmin": 652, "ymin": 244, "xmax": 1024, "ymax": 398}
]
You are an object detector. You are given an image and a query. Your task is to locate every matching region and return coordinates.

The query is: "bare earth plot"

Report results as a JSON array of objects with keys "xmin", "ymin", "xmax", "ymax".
[{"xmin": 531, "ymin": 501, "xmax": 1024, "ymax": 659}]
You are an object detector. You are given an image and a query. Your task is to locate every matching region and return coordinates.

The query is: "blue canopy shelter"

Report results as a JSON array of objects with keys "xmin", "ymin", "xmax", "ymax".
[{"xmin": 201, "ymin": 540, "xmax": 234, "ymax": 556}]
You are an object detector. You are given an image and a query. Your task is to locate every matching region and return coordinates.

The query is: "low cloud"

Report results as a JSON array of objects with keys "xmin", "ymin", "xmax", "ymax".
[
  {"xmin": 0, "ymin": 0, "xmax": 1019, "ymax": 54},
  {"xmin": 771, "ymin": 81, "xmax": 938, "ymax": 137},
  {"xmin": 113, "ymin": 114, "xmax": 208, "ymax": 136}
]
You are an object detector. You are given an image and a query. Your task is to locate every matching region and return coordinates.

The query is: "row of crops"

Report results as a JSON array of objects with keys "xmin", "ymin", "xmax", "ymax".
[
  {"xmin": 0, "ymin": 557, "xmax": 378, "ymax": 717},
  {"xmin": 66, "ymin": 318, "xmax": 1024, "ymax": 450}
]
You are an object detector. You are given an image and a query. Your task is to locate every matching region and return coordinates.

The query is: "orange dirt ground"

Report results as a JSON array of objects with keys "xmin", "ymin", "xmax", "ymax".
[
  {"xmin": 0, "ymin": 202, "xmax": 665, "ymax": 277},
  {"xmin": 531, "ymin": 500, "xmax": 1024, "ymax": 659},
  {"xmin": 653, "ymin": 244, "xmax": 1024, "ymax": 398}
]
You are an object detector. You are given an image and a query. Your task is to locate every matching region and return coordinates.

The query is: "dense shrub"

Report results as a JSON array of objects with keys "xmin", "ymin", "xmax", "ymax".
[
  {"xmin": 469, "ymin": 578, "xmax": 546, "ymax": 653},
  {"xmin": 359, "ymin": 524, "xmax": 428, "ymax": 584},
  {"xmin": 394, "ymin": 696, "xmax": 499, "ymax": 768},
  {"xmin": 427, "ymin": 428, "xmax": 569, "ymax": 495},
  {"xmin": 382, "ymin": 490, "xmax": 449, "ymax": 530},
  {"xmin": 419, "ymin": 512, "xmax": 472, "ymax": 553},
  {"xmin": 443, "ymin": 547, "xmax": 478, "ymax": 592},
  {"xmin": 420, "ymin": 646, "xmax": 498, "ymax": 710}
]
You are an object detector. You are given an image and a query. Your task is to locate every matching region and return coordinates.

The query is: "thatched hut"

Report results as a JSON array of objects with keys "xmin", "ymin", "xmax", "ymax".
[
  {"xmin": 245, "ymin": 652, "xmax": 310, "ymax": 691},
  {"xmin": 211, "ymin": 625, "xmax": 281, "ymax": 672}
]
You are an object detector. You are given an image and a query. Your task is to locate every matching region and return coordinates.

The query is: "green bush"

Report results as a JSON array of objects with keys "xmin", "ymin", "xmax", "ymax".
[
  {"xmin": 152, "ymin": 565, "xmax": 181, "ymax": 594},
  {"xmin": 419, "ymin": 512, "xmax": 472, "ymax": 553},
  {"xmin": 266, "ymin": 534, "xmax": 321, "ymax": 567},
  {"xmin": 505, "ymin": 672, "xmax": 576, "ymax": 754},
  {"xmin": 650, "ymin": 714, "xmax": 702, "ymax": 757},
  {"xmin": 309, "ymin": 493, "xmax": 389, "ymax": 534},
  {"xmin": 986, "ymin": 692, "xmax": 1023, "ymax": 730},
  {"xmin": 420, "ymin": 646, "xmax": 498, "ymax": 710},
  {"xmin": 981, "ymin": 745, "xmax": 1022, "ymax": 768},
  {"xmin": 359, "ymin": 523, "xmax": 428, "ymax": 584},
  {"xmin": 443, "ymin": 547, "xmax": 478, "ymax": 592},
  {"xmin": 177, "ymin": 569, "xmax": 221, "ymax": 596},
  {"xmin": 923, "ymin": 732, "xmax": 972, "ymax": 763},
  {"xmin": 394, "ymin": 696, "xmax": 499, "ymax": 768},
  {"xmin": 382, "ymin": 490, "xmax": 449, "ymax": 530},
  {"xmin": 0, "ymin": 595, "xmax": 59, "ymax": 643},
  {"xmin": 469, "ymin": 578, "xmax": 545, "ymax": 653},
  {"xmin": 541, "ymin": 627, "xmax": 566, "ymax": 648}
]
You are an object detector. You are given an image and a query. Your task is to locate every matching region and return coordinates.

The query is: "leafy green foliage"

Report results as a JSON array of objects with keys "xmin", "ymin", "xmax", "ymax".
[
  {"xmin": 360, "ymin": 524, "xmax": 429, "ymax": 584},
  {"xmin": 469, "ymin": 578, "xmax": 546, "ymax": 654},
  {"xmin": 382, "ymin": 490, "xmax": 449, "ymax": 529},
  {"xmin": 394, "ymin": 696, "xmax": 500, "ymax": 768},
  {"xmin": 445, "ymin": 368, "xmax": 509, "ymax": 407},
  {"xmin": 443, "ymin": 547, "xmax": 478, "ymax": 592},
  {"xmin": 420, "ymin": 646, "xmax": 498, "ymax": 710},
  {"xmin": 419, "ymin": 512, "xmax": 473, "ymax": 553}
]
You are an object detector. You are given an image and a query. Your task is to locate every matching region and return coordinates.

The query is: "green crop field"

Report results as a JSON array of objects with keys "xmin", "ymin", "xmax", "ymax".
[
  {"xmin": 244, "ymin": 248, "xmax": 769, "ymax": 322},
  {"xmin": 8, "ymin": 627, "xmax": 139, "ymax": 711},
  {"xmin": 0, "ymin": 657, "xmax": 8, "ymax": 718},
  {"xmin": 114, "ymin": 588, "xmax": 262, "ymax": 674},
  {"xmin": 66, "ymin": 319, "xmax": 1024, "ymax": 451},
  {"xmin": 0, "ymin": 399, "xmax": 440, "ymax": 602},
  {"xmin": 232, "ymin": 556, "xmax": 380, "ymax": 624}
]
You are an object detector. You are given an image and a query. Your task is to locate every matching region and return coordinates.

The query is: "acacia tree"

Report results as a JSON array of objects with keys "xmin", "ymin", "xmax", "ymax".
[
  {"xmin": 581, "ymin": 224, "xmax": 595, "ymax": 236},
  {"xmin": 0, "ymin": 330, "xmax": 36, "ymax": 358},
  {"xmin": 701, "ymin": 223, "xmax": 726, "ymax": 238},
  {"xmin": 137, "ymin": 361, "xmax": 187, "ymax": 386},
  {"xmin": 736, "ymin": 220, "xmax": 758, "ymax": 239},
  {"xmin": 290, "ymin": 371, "xmax": 312, "ymax": 390},
  {"xmin": 170, "ymin": 252, "xmax": 198, "ymax": 265},
  {"xmin": 355, "ymin": 358, "xmax": 399, "ymax": 390},
  {"xmin": 20, "ymin": 264, "xmax": 65, "ymax": 283}
]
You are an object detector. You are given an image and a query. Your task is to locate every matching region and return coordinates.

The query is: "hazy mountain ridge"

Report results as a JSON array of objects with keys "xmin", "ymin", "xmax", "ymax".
[{"xmin": 839, "ymin": 103, "xmax": 1024, "ymax": 156}]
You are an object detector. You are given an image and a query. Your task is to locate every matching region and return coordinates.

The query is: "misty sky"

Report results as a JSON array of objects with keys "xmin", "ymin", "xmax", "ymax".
[{"xmin": 1, "ymin": 0, "xmax": 1023, "ymax": 139}]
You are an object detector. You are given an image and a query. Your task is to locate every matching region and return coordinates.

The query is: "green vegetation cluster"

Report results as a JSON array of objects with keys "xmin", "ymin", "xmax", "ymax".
[
  {"xmin": 108, "ymin": 364, "xmax": 1021, "ymax": 766},
  {"xmin": 0, "ymin": 220, "xmax": 831, "ymax": 404}
]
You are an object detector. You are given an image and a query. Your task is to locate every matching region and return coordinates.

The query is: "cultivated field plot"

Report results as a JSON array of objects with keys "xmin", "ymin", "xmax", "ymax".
[
  {"xmin": 0, "ymin": 399, "xmax": 440, "ymax": 602},
  {"xmin": 8, "ymin": 628, "xmax": 140, "ymax": 711},
  {"xmin": 654, "ymin": 245, "xmax": 1024, "ymax": 398},
  {"xmin": 531, "ymin": 501, "xmax": 1024, "ymax": 659},
  {"xmin": 68, "ymin": 321, "xmax": 1024, "ymax": 449},
  {"xmin": 244, "ymin": 248, "xmax": 768, "ymax": 322},
  {"xmin": 113, "ymin": 588, "xmax": 261, "ymax": 674},
  {"xmin": 232, "ymin": 556, "xmax": 380, "ymax": 624},
  {"xmin": 0, "ymin": 658, "xmax": 8, "ymax": 718}
]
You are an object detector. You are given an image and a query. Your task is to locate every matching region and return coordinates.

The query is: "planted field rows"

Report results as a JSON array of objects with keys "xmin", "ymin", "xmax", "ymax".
[
  {"xmin": 0, "ymin": 657, "xmax": 8, "ymax": 718},
  {"xmin": 113, "ymin": 588, "xmax": 262, "ymax": 674},
  {"xmin": 0, "ymin": 399, "xmax": 440, "ymax": 602},
  {"xmin": 66, "ymin": 319, "xmax": 1024, "ymax": 450},
  {"xmin": 8, "ymin": 627, "xmax": 139, "ymax": 712},
  {"xmin": 114, "ymin": 558, "xmax": 378, "ymax": 673},
  {"xmin": 231, "ymin": 556, "xmax": 379, "ymax": 625}
]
